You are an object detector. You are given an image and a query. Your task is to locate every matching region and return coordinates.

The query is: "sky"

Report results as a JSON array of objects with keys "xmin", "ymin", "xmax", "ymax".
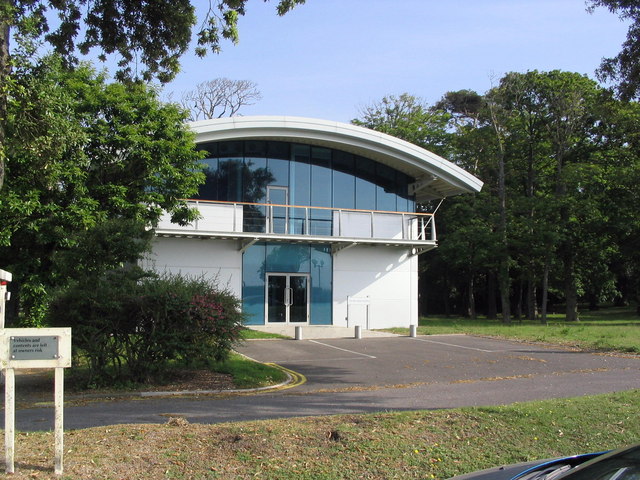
[{"xmin": 162, "ymin": 0, "xmax": 631, "ymax": 123}]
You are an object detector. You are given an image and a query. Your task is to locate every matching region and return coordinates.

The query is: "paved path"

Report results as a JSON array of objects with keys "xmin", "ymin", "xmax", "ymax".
[{"xmin": 5, "ymin": 335, "xmax": 640, "ymax": 431}]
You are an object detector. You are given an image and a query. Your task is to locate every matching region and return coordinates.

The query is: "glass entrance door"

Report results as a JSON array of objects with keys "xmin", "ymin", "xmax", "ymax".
[
  {"xmin": 266, "ymin": 273, "xmax": 309, "ymax": 323},
  {"xmin": 267, "ymin": 186, "xmax": 288, "ymax": 234}
]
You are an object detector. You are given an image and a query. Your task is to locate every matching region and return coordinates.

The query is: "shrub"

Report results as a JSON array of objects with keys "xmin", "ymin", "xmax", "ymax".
[{"xmin": 48, "ymin": 268, "xmax": 245, "ymax": 386}]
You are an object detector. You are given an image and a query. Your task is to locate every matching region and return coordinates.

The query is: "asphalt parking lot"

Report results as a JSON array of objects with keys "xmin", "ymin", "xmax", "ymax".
[
  {"xmin": 8, "ymin": 334, "xmax": 640, "ymax": 431},
  {"xmin": 237, "ymin": 334, "xmax": 640, "ymax": 394}
]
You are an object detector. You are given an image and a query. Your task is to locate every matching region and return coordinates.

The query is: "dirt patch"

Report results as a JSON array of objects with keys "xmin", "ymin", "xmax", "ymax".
[{"xmin": 7, "ymin": 368, "xmax": 236, "ymax": 407}]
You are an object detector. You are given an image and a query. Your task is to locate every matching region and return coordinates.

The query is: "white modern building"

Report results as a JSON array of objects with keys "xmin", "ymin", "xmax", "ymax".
[{"xmin": 145, "ymin": 116, "xmax": 482, "ymax": 330}]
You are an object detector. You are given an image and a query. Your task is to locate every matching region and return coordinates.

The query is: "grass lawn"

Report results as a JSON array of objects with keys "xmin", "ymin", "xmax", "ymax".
[
  {"xmin": 386, "ymin": 306, "xmax": 640, "ymax": 354},
  {"xmin": 213, "ymin": 352, "xmax": 288, "ymax": 388},
  {"xmin": 5, "ymin": 390, "xmax": 638, "ymax": 479},
  {"xmin": 240, "ymin": 328, "xmax": 290, "ymax": 340}
]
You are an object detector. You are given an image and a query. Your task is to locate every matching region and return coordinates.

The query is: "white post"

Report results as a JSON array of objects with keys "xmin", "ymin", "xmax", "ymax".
[
  {"xmin": 0, "ymin": 269, "xmax": 12, "ymax": 329},
  {"xmin": 4, "ymin": 367, "xmax": 15, "ymax": 474},
  {"xmin": 295, "ymin": 325, "xmax": 303, "ymax": 341},
  {"xmin": 354, "ymin": 325, "xmax": 362, "ymax": 339},
  {"xmin": 410, "ymin": 324, "xmax": 417, "ymax": 338},
  {"xmin": 54, "ymin": 367, "xmax": 64, "ymax": 475},
  {"xmin": 430, "ymin": 216, "xmax": 437, "ymax": 241}
]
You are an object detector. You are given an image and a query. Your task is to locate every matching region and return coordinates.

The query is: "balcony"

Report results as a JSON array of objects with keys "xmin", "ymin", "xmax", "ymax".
[{"xmin": 155, "ymin": 200, "xmax": 437, "ymax": 253}]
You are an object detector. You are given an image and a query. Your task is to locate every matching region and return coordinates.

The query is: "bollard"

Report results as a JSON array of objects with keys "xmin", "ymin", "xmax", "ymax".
[
  {"xmin": 295, "ymin": 325, "xmax": 303, "ymax": 340},
  {"xmin": 409, "ymin": 324, "xmax": 417, "ymax": 338},
  {"xmin": 354, "ymin": 325, "xmax": 362, "ymax": 339}
]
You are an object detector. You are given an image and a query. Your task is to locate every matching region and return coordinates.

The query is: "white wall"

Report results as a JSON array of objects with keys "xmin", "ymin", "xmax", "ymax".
[
  {"xmin": 332, "ymin": 246, "xmax": 418, "ymax": 330},
  {"xmin": 142, "ymin": 237, "xmax": 242, "ymax": 298}
]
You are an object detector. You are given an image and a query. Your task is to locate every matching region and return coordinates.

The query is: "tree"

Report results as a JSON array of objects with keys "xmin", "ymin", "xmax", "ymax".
[
  {"xmin": 0, "ymin": 54, "xmax": 204, "ymax": 324},
  {"xmin": 424, "ymin": 72, "xmax": 638, "ymax": 322},
  {"xmin": 587, "ymin": 0, "xmax": 640, "ymax": 100},
  {"xmin": 181, "ymin": 77, "xmax": 262, "ymax": 121},
  {"xmin": 0, "ymin": 0, "xmax": 306, "ymax": 190},
  {"xmin": 352, "ymin": 93, "xmax": 452, "ymax": 157}
]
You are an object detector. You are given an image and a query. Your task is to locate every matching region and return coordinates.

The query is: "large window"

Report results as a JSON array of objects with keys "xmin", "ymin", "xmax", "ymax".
[{"xmin": 196, "ymin": 141, "xmax": 415, "ymax": 213}]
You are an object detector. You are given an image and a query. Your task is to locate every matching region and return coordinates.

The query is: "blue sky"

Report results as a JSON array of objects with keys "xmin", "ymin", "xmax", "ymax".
[{"xmin": 163, "ymin": 0, "xmax": 630, "ymax": 123}]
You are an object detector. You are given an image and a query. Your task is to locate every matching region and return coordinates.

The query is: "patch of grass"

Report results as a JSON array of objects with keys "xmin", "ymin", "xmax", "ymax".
[
  {"xmin": 387, "ymin": 305, "xmax": 640, "ymax": 354},
  {"xmin": 214, "ymin": 352, "xmax": 288, "ymax": 388},
  {"xmin": 5, "ymin": 390, "xmax": 638, "ymax": 479},
  {"xmin": 240, "ymin": 328, "xmax": 291, "ymax": 339}
]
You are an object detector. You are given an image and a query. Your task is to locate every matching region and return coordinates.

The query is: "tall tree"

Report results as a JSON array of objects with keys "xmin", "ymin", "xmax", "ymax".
[
  {"xmin": 0, "ymin": 55, "xmax": 204, "ymax": 324},
  {"xmin": 0, "ymin": 0, "xmax": 305, "ymax": 190},
  {"xmin": 181, "ymin": 77, "xmax": 262, "ymax": 121},
  {"xmin": 428, "ymin": 72, "xmax": 637, "ymax": 322}
]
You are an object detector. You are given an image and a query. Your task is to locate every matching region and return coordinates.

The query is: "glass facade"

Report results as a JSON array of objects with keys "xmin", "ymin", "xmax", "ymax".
[
  {"xmin": 242, "ymin": 242, "xmax": 332, "ymax": 325},
  {"xmin": 196, "ymin": 141, "xmax": 416, "ymax": 213},
  {"xmin": 199, "ymin": 140, "xmax": 415, "ymax": 325}
]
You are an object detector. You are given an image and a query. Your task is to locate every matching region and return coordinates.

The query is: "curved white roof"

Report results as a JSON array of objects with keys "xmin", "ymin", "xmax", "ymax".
[{"xmin": 189, "ymin": 116, "xmax": 483, "ymax": 201}]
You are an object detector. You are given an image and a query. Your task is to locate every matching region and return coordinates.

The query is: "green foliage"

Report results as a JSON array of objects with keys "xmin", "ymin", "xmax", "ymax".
[
  {"xmin": 364, "ymin": 71, "xmax": 640, "ymax": 321},
  {"xmin": 48, "ymin": 269, "xmax": 245, "ymax": 386},
  {"xmin": 2, "ymin": 0, "xmax": 305, "ymax": 84},
  {"xmin": 352, "ymin": 93, "xmax": 452, "ymax": 157},
  {"xmin": 587, "ymin": 0, "xmax": 640, "ymax": 100},
  {"xmin": 0, "ymin": 55, "xmax": 204, "ymax": 324}
]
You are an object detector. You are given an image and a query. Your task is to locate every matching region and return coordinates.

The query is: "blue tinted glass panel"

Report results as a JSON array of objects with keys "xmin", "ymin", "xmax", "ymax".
[
  {"xmin": 395, "ymin": 172, "xmax": 410, "ymax": 212},
  {"xmin": 333, "ymin": 151, "xmax": 355, "ymax": 209},
  {"xmin": 267, "ymin": 141, "xmax": 290, "ymax": 160},
  {"xmin": 198, "ymin": 158, "xmax": 219, "ymax": 200},
  {"xmin": 266, "ymin": 244, "xmax": 310, "ymax": 273},
  {"xmin": 195, "ymin": 141, "xmax": 416, "ymax": 214},
  {"xmin": 242, "ymin": 243, "xmax": 266, "ymax": 325},
  {"xmin": 290, "ymin": 145, "xmax": 310, "ymax": 207},
  {"xmin": 355, "ymin": 156, "xmax": 376, "ymax": 210},
  {"xmin": 218, "ymin": 141, "xmax": 243, "ymax": 157},
  {"xmin": 310, "ymin": 147, "xmax": 332, "ymax": 234},
  {"xmin": 218, "ymin": 159, "xmax": 243, "ymax": 201},
  {"xmin": 198, "ymin": 142, "xmax": 218, "ymax": 158},
  {"xmin": 244, "ymin": 140, "xmax": 267, "ymax": 157},
  {"xmin": 267, "ymin": 187, "xmax": 288, "ymax": 234},
  {"xmin": 290, "ymin": 146, "xmax": 310, "ymax": 234},
  {"xmin": 310, "ymin": 245, "xmax": 332, "ymax": 325},
  {"xmin": 268, "ymin": 157, "xmax": 290, "ymax": 187},
  {"xmin": 243, "ymin": 157, "xmax": 269, "ymax": 203},
  {"xmin": 376, "ymin": 163, "xmax": 396, "ymax": 211},
  {"xmin": 243, "ymin": 204, "xmax": 266, "ymax": 233}
]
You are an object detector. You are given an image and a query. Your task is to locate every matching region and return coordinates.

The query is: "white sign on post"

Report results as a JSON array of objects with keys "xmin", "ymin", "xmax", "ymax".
[{"xmin": 0, "ymin": 327, "xmax": 72, "ymax": 475}]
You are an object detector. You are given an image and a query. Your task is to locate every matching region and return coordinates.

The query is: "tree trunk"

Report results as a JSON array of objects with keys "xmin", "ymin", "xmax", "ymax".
[
  {"xmin": 541, "ymin": 256, "xmax": 550, "ymax": 324},
  {"xmin": 498, "ymin": 150, "xmax": 511, "ymax": 325},
  {"xmin": 514, "ymin": 278, "xmax": 523, "ymax": 321},
  {"xmin": 564, "ymin": 253, "xmax": 579, "ymax": 322},
  {"xmin": 486, "ymin": 271, "xmax": 498, "ymax": 319},
  {"xmin": 443, "ymin": 274, "xmax": 451, "ymax": 317},
  {"xmin": 526, "ymin": 271, "xmax": 537, "ymax": 320},
  {"xmin": 466, "ymin": 273, "xmax": 476, "ymax": 319}
]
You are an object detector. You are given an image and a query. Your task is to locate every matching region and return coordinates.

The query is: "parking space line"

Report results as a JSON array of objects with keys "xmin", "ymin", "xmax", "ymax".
[
  {"xmin": 268, "ymin": 357, "xmax": 371, "ymax": 364},
  {"xmin": 412, "ymin": 337, "xmax": 496, "ymax": 353},
  {"xmin": 308, "ymin": 340, "xmax": 377, "ymax": 358}
]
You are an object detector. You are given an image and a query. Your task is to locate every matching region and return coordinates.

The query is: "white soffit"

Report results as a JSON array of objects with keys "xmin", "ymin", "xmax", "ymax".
[{"xmin": 189, "ymin": 116, "xmax": 483, "ymax": 201}]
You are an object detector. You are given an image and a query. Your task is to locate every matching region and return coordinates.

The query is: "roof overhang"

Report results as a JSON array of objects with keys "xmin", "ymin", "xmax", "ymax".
[{"xmin": 188, "ymin": 116, "xmax": 483, "ymax": 202}]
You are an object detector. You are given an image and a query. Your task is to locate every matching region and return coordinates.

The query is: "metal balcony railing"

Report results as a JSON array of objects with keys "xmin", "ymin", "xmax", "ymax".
[{"xmin": 157, "ymin": 200, "xmax": 436, "ymax": 242}]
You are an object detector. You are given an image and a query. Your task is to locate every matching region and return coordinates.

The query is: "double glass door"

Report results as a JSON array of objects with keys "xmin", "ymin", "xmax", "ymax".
[{"xmin": 266, "ymin": 273, "xmax": 309, "ymax": 323}]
